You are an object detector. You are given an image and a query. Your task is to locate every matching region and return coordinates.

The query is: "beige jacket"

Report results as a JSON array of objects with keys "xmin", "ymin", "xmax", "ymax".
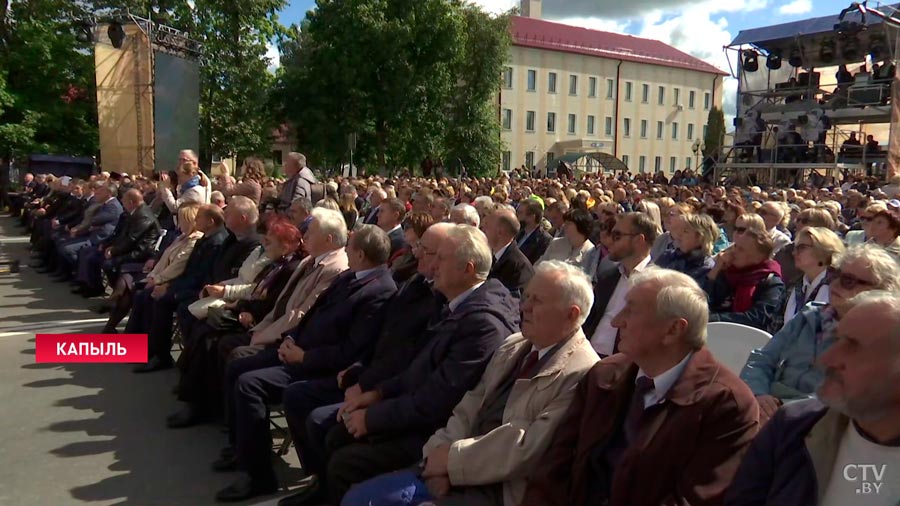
[
  {"xmin": 422, "ymin": 330, "xmax": 600, "ymax": 506},
  {"xmin": 147, "ymin": 231, "xmax": 204, "ymax": 284},
  {"xmin": 250, "ymin": 247, "xmax": 349, "ymax": 345}
]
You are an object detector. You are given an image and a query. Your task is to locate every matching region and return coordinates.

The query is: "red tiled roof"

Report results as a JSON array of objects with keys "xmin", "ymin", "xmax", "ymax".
[{"xmin": 510, "ymin": 16, "xmax": 728, "ymax": 76}]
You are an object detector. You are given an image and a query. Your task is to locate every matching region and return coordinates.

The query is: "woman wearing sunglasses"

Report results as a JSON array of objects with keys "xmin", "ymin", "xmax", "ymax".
[
  {"xmin": 706, "ymin": 228, "xmax": 785, "ymax": 332},
  {"xmin": 740, "ymin": 244, "xmax": 900, "ymax": 425}
]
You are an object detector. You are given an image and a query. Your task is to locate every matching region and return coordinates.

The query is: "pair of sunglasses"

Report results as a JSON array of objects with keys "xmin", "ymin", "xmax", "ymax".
[{"xmin": 832, "ymin": 269, "xmax": 875, "ymax": 290}]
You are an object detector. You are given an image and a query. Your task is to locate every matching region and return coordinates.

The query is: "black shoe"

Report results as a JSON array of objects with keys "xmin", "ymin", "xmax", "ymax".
[
  {"xmin": 80, "ymin": 288, "xmax": 105, "ymax": 298},
  {"xmin": 214, "ymin": 474, "xmax": 277, "ymax": 502},
  {"xmin": 211, "ymin": 454, "xmax": 238, "ymax": 472},
  {"xmin": 167, "ymin": 405, "xmax": 201, "ymax": 428},
  {"xmin": 51, "ymin": 273, "xmax": 72, "ymax": 282},
  {"xmin": 132, "ymin": 356, "xmax": 173, "ymax": 374},
  {"xmin": 71, "ymin": 284, "xmax": 87, "ymax": 294},
  {"xmin": 277, "ymin": 475, "xmax": 320, "ymax": 506}
]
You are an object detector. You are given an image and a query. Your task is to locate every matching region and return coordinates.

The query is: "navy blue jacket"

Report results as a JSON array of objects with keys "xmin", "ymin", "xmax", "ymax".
[
  {"xmin": 169, "ymin": 226, "xmax": 230, "ymax": 302},
  {"xmin": 88, "ymin": 198, "xmax": 124, "ymax": 244},
  {"xmin": 517, "ymin": 227, "xmax": 552, "ymax": 265},
  {"xmin": 726, "ymin": 399, "xmax": 841, "ymax": 506},
  {"xmin": 366, "ymin": 279, "xmax": 521, "ymax": 438},
  {"xmin": 285, "ymin": 266, "xmax": 397, "ymax": 375},
  {"xmin": 656, "ymin": 248, "xmax": 715, "ymax": 288},
  {"xmin": 708, "ymin": 273, "xmax": 786, "ymax": 333}
]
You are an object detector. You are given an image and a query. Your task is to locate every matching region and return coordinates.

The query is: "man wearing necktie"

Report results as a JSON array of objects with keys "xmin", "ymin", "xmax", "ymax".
[
  {"xmin": 343, "ymin": 260, "xmax": 600, "ymax": 506},
  {"xmin": 524, "ymin": 267, "xmax": 760, "ymax": 506}
]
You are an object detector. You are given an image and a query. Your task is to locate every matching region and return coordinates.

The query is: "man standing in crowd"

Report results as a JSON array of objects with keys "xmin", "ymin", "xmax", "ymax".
[
  {"xmin": 482, "ymin": 207, "xmax": 534, "ymax": 297},
  {"xmin": 280, "ymin": 152, "xmax": 317, "ymax": 206}
]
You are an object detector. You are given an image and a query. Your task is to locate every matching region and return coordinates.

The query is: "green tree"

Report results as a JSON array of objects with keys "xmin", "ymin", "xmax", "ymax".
[
  {"xmin": 276, "ymin": 0, "xmax": 510, "ymax": 176},
  {"xmin": 703, "ymin": 106, "xmax": 726, "ymax": 158}
]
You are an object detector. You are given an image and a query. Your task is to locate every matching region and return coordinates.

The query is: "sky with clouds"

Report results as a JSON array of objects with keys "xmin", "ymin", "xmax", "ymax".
[{"xmin": 274, "ymin": 0, "xmax": 855, "ymax": 121}]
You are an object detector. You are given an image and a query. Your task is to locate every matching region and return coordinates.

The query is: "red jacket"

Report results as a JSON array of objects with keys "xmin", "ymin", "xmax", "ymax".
[{"xmin": 522, "ymin": 347, "xmax": 759, "ymax": 506}]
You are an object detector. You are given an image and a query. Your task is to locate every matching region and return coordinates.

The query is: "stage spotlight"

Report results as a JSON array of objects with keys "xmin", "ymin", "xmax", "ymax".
[
  {"xmin": 742, "ymin": 49, "xmax": 759, "ymax": 72},
  {"xmin": 108, "ymin": 21, "xmax": 126, "ymax": 49},
  {"xmin": 788, "ymin": 48, "xmax": 803, "ymax": 67},
  {"xmin": 767, "ymin": 50, "xmax": 783, "ymax": 70}
]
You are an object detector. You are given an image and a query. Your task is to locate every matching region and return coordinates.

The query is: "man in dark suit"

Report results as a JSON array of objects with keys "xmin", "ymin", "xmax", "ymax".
[
  {"xmin": 377, "ymin": 197, "xmax": 407, "ymax": 258},
  {"xmin": 51, "ymin": 182, "xmax": 123, "ymax": 281},
  {"xmin": 125, "ymin": 205, "xmax": 229, "ymax": 371},
  {"xmin": 483, "ymin": 207, "xmax": 533, "ymax": 297},
  {"xmin": 275, "ymin": 222, "xmax": 452, "ymax": 506},
  {"xmin": 524, "ymin": 268, "xmax": 759, "ymax": 506},
  {"xmin": 73, "ymin": 189, "xmax": 160, "ymax": 297},
  {"xmin": 582, "ymin": 212, "xmax": 656, "ymax": 357},
  {"xmin": 515, "ymin": 198, "xmax": 552, "ymax": 264},
  {"xmin": 362, "ymin": 189, "xmax": 385, "ymax": 225},
  {"xmin": 311, "ymin": 225, "xmax": 521, "ymax": 505},
  {"xmin": 212, "ymin": 225, "xmax": 398, "ymax": 503}
]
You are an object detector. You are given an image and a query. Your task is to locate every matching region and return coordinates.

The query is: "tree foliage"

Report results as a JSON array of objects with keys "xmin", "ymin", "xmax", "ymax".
[
  {"xmin": 703, "ymin": 106, "xmax": 726, "ymax": 158},
  {"xmin": 275, "ymin": 0, "xmax": 511, "ymax": 176}
]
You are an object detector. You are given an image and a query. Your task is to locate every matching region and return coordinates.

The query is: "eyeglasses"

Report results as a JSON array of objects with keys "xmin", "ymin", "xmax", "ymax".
[
  {"xmin": 610, "ymin": 230, "xmax": 639, "ymax": 241},
  {"xmin": 734, "ymin": 226, "xmax": 748, "ymax": 234},
  {"xmin": 833, "ymin": 270, "xmax": 876, "ymax": 290}
]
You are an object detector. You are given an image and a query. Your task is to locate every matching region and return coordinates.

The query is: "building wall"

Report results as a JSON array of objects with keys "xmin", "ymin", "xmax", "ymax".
[{"xmin": 500, "ymin": 45, "xmax": 724, "ymax": 175}]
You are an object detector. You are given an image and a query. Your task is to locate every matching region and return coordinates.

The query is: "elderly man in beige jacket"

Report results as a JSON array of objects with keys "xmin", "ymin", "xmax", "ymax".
[
  {"xmin": 220, "ymin": 208, "xmax": 349, "ymax": 361},
  {"xmin": 341, "ymin": 260, "xmax": 600, "ymax": 506}
]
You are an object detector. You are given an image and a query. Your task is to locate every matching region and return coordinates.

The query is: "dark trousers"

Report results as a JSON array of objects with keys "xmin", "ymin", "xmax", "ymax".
[
  {"xmin": 147, "ymin": 292, "xmax": 179, "ymax": 362},
  {"xmin": 76, "ymin": 247, "xmax": 104, "ymax": 290},
  {"xmin": 324, "ymin": 424, "xmax": 426, "ymax": 504},
  {"xmin": 224, "ymin": 347, "xmax": 281, "ymax": 445},
  {"xmin": 124, "ymin": 287, "xmax": 154, "ymax": 334},
  {"xmin": 177, "ymin": 320, "xmax": 222, "ymax": 417},
  {"xmin": 282, "ymin": 380, "xmax": 344, "ymax": 475},
  {"xmin": 56, "ymin": 236, "xmax": 91, "ymax": 274}
]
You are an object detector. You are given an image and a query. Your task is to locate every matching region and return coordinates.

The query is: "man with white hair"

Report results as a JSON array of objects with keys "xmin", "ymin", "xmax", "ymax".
[
  {"xmin": 280, "ymin": 152, "xmax": 317, "ymax": 206},
  {"xmin": 363, "ymin": 188, "xmax": 386, "ymax": 225},
  {"xmin": 316, "ymin": 225, "xmax": 521, "ymax": 505},
  {"xmin": 758, "ymin": 201, "xmax": 792, "ymax": 253},
  {"xmin": 727, "ymin": 290, "xmax": 900, "ymax": 505},
  {"xmin": 525, "ymin": 267, "xmax": 759, "ymax": 506},
  {"xmin": 482, "ymin": 207, "xmax": 533, "ymax": 297},
  {"xmin": 344, "ymin": 261, "xmax": 600, "ymax": 506},
  {"xmin": 449, "ymin": 203, "xmax": 480, "ymax": 228}
]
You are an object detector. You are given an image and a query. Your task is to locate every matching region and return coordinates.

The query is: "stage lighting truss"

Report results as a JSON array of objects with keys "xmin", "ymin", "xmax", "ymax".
[{"xmin": 152, "ymin": 24, "xmax": 202, "ymax": 59}]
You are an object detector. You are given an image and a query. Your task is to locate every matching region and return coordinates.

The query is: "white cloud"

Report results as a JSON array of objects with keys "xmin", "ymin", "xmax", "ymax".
[
  {"xmin": 778, "ymin": 0, "xmax": 812, "ymax": 15},
  {"xmin": 265, "ymin": 42, "xmax": 280, "ymax": 73},
  {"xmin": 552, "ymin": 17, "xmax": 632, "ymax": 33}
]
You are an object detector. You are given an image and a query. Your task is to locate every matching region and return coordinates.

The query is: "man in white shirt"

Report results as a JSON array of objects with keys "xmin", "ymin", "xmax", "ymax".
[
  {"xmin": 727, "ymin": 291, "xmax": 900, "ymax": 506},
  {"xmin": 582, "ymin": 212, "xmax": 657, "ymax": 357}
]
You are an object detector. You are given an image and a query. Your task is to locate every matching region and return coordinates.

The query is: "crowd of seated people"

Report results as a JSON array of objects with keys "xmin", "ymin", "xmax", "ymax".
[{"xmin": 8, "ymin": 156, "xmax": 900, "ymax": 505}]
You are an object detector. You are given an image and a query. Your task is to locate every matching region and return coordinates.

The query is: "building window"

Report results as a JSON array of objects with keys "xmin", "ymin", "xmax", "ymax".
[
  {"xmin": 548, "ymin": 72, "xmax": 557, "ymax": 93},
  {"xmin": 502, "ymin": 151, "xmax": 511, "ymax": 171},
  {"xmin": 703, "ymin": 124, "xmax": 709, "ymax": 138},
  {"xmin": 588, "ymin": 77, "xmax": 597, "ymax": 97},
  {"xmin": 625, "ymin": 81, "xmax": 633, "ymax": 102},
  {"xmin": 569, "ymin": 75, "xmax": 578, "ymax": 95},
  {"xmin": 271, "ymin": 150, "xmax": 283, "ymax": 166},
  {"xmin": 527, "ymin": 69, "xmax": 536, "ymax": 91},
  {"xmin": 525, "ymin": 151, "xmax": 535, "ymax": 170},
  {"xmin": 674, "ymin": 88, "xmax": 680, "ymax": 106},
  {"xmin": 547, "ymin": 152, "xmax": 555, "ymax": 170},
  {"xmin": 658, "ymin": 86, "xmax": 665, "ymax": 105},
  {"xmin": 622, "ymin": 154, "xmax": 630, "ymax": 167},
  {"xmin": 639, "ymin": 156, "xmax": 646, "ymax": 173},
  {"xmin": 686, "ymin": 157, "xmax": 692, "ymax": 169},
  {"xmin": 640, "ymin": 120, "xmax": 647, "ymax": 139},
  {"xmin": 605, "ymin": 116, "xmax": 613, "ymax": 137},
  {"xmin": 587, "ymin": 115, "xmax": 595, "ymax": 135},
  {"xmin": 623, "ymin": 118, "xmax": 631, "ymax": 137},
  {"xmin": 547, "ymin": 112, "xmax": 556, "ymax": 133},
  {"xmin": 502, "ymin": 109, "xmax": 512, "ymax": 130},
  {"xmin": 503, "ymin": 66, "xmax": 513, "ymax": 88},
  {"xmin": 568, "ymin": 113, "xmax": 576, "ymax": 134},
  {"xmin": 704, "ymin": 92, "xmax": 711, "ymax": 110},
  {"xmin": 654, "ymin": 156, "xmax": 661, "ymax": 172},
  {"xmin": 672, "ymin": 122, "xmax": 679, "ymax": 140},
  {"xmin": 687, "ymin": 123, "xmax": 694, "ymax": 140},
  {"xmin": 670, "ymin": 157, "xmax": 677, "ymax": 172},
  {"xmin": 656, "ymin": 121, "xmax": 664, "ymax": 139},
  {"xmin": 641, "ymin": 84, "xmax": 649, "ymax": 103},
  {"xmin": 689, "ymin": 90, "xmax": 696, "ymax": 109},
  {"xmin": 606, "ymin": 79, "xmax": 614, "ymax": 99},
  {"xmin": 526, "ymin": 110, "xmax": 536, "ymax": 132}
]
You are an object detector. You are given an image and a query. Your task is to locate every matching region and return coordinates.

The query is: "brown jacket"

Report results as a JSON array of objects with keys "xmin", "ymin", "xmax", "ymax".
[{"xmin": 522, "ymin": 347, "xmax": 759, "ymax": 506}]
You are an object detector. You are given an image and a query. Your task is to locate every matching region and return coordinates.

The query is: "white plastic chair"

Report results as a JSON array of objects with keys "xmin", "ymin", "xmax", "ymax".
[{"xmin": 706, "ymin": 322, "xmax": 773, "ymax": 375}]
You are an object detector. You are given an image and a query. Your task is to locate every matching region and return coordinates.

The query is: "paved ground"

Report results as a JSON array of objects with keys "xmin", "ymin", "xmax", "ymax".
[{"xmin": 0, "ymin": 216, "xmax": 302, "ymax": 506}]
